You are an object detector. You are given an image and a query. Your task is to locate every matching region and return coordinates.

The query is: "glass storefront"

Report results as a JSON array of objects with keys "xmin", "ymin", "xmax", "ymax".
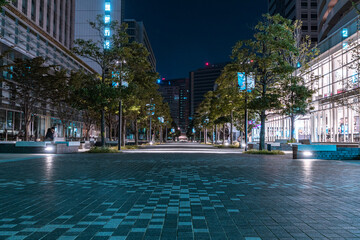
[{"xmin": 265, "ymin": 18, "xmax": 360, "ymax": 143}]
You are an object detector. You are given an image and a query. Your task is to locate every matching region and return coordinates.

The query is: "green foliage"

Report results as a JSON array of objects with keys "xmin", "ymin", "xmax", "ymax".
[
  {"xmin": 214, "ymin": 145, "xmax": 239, "ymax": 148},
  {"xmin": 1, "ymin": 57, "xmax": 57, "ymax": 140},
  {"xmin": 287, "ymin": 138, "xmax": 297, "ymax": 143},
  {"xmin": 243, "ymin": 150, "xmax": 285, "ymax": 155},
  {"xmin": 88, "ymin": 147, "xmax": 119, "ymax": 153},
  {"xmin": 0, "ymin": 0, "xmax": 12, "ymax": 7},
  {"xmin": 121, "ymin": 145, "xmax": 139, "ymax": 150}
]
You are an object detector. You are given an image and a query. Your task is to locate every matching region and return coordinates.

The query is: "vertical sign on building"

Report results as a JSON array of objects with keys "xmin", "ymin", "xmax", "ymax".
[{"xmin": 104, "ymin": 0, "xmax": 111, "ymax": 49}]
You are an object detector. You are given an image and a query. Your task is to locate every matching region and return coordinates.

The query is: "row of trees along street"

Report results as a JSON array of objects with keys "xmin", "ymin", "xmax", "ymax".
[
  {"xmin": 194, "ymin": 14, "xmax": 319, "ymax": 150},
  {"xmin": 0, "ymin": 11, "xmax": 173, "ymax": 145}
]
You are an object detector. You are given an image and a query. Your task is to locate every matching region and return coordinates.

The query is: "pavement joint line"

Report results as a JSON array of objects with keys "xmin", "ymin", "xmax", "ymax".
[{"xmin": 0, "ymin": 155, "xmax": 50, "ymax": 163}]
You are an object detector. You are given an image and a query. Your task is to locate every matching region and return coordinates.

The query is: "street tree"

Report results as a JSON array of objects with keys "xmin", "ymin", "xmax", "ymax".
[
  {"xmin": 240, "ymin": 14, "xmax": 299, "ymax": 150},
  {"xmin": 2, "ymin": 57, "xmax": 56, "ymax": 140},
  {"xmin": 280, "ymin": 20, "xmax": 318, "ymax": 141},
  {"xmin": 72, "ymin": 15, "xmax": 129, "ymax": 147}
]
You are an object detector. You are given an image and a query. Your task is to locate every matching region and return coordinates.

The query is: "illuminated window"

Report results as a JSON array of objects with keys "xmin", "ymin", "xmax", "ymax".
[
  {"xmin": 104, "ymin": 40, "xmax": 110, "ymax": 49},
  {"xmin": 104, "ymin": 28, "xmax": 110, "ymax": 36},
  {"xmin": 105, "ymin": 2, "xmax": 111, "ymax": 11},
  {"xmin": 104, "ymin": 15, "xmax": 110, "ymax": 24}
]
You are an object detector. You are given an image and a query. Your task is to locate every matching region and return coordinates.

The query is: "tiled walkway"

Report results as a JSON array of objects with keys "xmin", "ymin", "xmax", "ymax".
[{"xmin": 1, "ymin": 143, "xmax": 360, "ymax": 240}]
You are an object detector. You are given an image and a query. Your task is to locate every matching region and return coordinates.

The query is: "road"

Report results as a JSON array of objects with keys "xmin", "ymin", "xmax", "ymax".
[{"xmin": 0, "ymin": 143, "xmax": 359, "ymax": 239}]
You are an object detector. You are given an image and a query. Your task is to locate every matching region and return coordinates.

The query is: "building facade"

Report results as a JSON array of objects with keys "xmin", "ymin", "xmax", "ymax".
[
  {"xmin": 318, "ymin": 0, "xmax": 360, "ymax": 41},
  {"xmin": 269, "ymin": 0, "xmax": 318, "ymax": 44},
  {"xmin": 189, "ymin": 63, "xmax": 227, "ymax": 118},
  {"xmin": 264, "ymin": 14, "xmax": 360, "ymax": 143},
  {"xmin": 124, "ymin": 19, "xmax": 156, "ymax": 72},
  {"xmin": 10, "ymin": 0, "xmax": 75, "ymax": 49},
  {"xmin": 158, "ymin": 78, "xmax": 190, "ymax": 133},
  {"xmin": 0, "ymin": 2, "xmax": 93, "ymax": 141},
  {"xmin": 74, "ymin": 0, "xmax": 123, "ymax": 73}
]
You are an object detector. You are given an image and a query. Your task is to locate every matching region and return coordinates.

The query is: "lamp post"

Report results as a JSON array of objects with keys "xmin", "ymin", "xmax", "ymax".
[
  {"xmin": 244, "ymin": 74, "xmax": 248, "ymax": 151},
  {"xmin": 147, "ymin": 98, "xmax": 154, "ymax": 143}
]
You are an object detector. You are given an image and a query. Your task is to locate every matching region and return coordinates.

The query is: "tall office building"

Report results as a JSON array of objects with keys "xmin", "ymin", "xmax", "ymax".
[
  {"xmin": 318, "ymin": 0, "xmax": 360, "ymax": 41},
  {"xmin": 268, "ymin": 0, "xmax": 318, "ymax": 44},
  {"xmin": 9, "ymin": 0, "xmax": 75, "ymax": 49},
  {"xmin": 0, "ymin": 2, "xmax": 92, "ymax": 140},
  {"xmin": 124, "ymin": 19, "xmax": 156, "ymax": 72},
  {"xmin": 158, "ymin": 78, "xmax": 190, "ymax": 133},
  {"xmin": 189, "ymin": 63, "xmax": 227, "ymax": 118},
  {"xmin": 75, "ymin": 0, "xmax": 123, "ymax": 73}
]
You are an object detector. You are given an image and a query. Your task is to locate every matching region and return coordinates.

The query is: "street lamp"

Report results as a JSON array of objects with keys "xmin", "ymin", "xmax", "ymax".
[{"xmin": 146, "ymin": 98, "xmax": 155, "ymax": 143}]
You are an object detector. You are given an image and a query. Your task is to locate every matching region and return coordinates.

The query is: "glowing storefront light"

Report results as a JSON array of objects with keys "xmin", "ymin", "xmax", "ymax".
[{"xmin": 342, "ymin": 28, "xmax": 348, "ymax": 38}]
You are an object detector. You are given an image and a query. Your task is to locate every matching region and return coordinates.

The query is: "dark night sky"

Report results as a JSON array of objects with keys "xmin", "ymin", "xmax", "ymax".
[{"xmin": 125, "ymin": 0, "xmax": 268, "ymax": 79}]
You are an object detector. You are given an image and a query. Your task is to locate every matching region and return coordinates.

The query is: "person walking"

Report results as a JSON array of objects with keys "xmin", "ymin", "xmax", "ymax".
[{"xmin": 45, "ymin": 128, "xmax": 54, "ymax": 141}]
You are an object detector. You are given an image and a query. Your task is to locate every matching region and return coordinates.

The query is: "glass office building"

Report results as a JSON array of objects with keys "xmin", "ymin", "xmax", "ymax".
[{"xmin": 265, "ymin": 16, "xmax": 360, "ymax": 143}]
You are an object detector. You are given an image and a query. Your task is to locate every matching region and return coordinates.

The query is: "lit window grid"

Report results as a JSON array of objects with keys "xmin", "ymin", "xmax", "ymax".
[
  {"xmin": 0, "ymin": 12, "xmax": 86, "ymax": 71},
  {"xmin": 265, "ymin": 31, "xmax": 360, "ymax": 143}
]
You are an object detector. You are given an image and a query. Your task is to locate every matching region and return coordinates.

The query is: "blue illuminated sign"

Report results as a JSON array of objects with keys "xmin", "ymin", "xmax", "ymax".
[
  {"xmin": 104, "ymin": 28, "xmax": 110, "ymax": 36},
  {"xmin": 104, "ymin": 15, "xmax": 110, "ymax": 24},
  {"xmin": 237, "ymin": 72, "xmax": 254, "ymax": 92},
  {"xmin": 297, "ymin": 62, "xmax": 301, "ymax": 68},
  {"xmin": 352, "ymin": 74, "xmax": 358, "ymax": 84},
  {"xmin": 157, "ymin": 79, "xmax": 161, "ymax": 84},
  {"xmin": 104, "ymin": 40, "xmax": 110, "ymax": 49},
  {"xmin": 105, "ymin": 2, "xmax": 111, "ymax": 11},
  {"xmin": 342, "ymin": 28, "xmax": 348, "ymax": 38},
  {"xmin": 343, "ymin": 42, "xmax": 349, "ymax": 49}
]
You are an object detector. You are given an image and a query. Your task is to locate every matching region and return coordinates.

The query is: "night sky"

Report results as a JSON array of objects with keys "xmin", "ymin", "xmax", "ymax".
[{"xmin": 125, "ymin": 0, "xmax": 268, "ymax": 79}]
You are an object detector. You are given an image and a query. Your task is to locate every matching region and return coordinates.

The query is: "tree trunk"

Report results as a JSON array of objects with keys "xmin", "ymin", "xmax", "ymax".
[
  {"xmin": 222, "ymin": 124, "xmax": 225, "ymax": 145},
  {"xmin": 160, "ymin": 126, "xmax": 163, "ymax": 143},
  {"xmin": 25, "ymin": 121, "xmax": 30, "ymax": 141},
  {"xmin": 290, "ymin": 114, "xmax": 295, "ymax": 141},
  {"xmin": 212, "ymin": 126, "xmax": 215, "ymax": 144},
  {"xmin": 85, "ymin": 126, "xmax": 91, "ymax": 141},
  {"xmin": 101, "ymin": 109, "xmax": 105, "ymax": 147},
  {"xmin": 230, "ymin": 111, "xmax": 233, "ymax": 145},
  {"xmin": 204, "ymin": 128, "xmax": 207, "ymax": 144},
  {"xmin": 24, "ymin": 110, "xmax": 31, "ymax": 141},
  {"xmin": 215, "ymin": 125, "xmax": 217, "ymax": 143},
  {"xmin": 122, "ymin": 118, "xmax": 126, "ymax": 146},
  {"xmin": 63, "ymin": 124, "xmax": 66, "ymax": 140},
  {"xmin": 108, "ymin": 122, "xmax": 112, "ymax": 141},
  {"xmin": 259, "ymin": 111, "xmax": 266, "ymax": 150},
  {"xmin": 134, "ymin": 120, "xmax": 139, "ymax": 146}
]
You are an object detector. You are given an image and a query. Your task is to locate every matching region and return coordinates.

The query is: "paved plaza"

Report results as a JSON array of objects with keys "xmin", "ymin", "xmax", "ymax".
[{"xmin": 1, "ymin": 143, "xmax": 360, "ymax": 240}]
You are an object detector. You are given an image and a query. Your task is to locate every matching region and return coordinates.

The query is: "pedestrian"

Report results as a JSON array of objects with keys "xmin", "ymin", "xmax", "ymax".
[
  {"xmin": 51, "ymin": 127, "xmax": 56, "ymax": 139},
  {"xmin": 45, "ymin": 128, "xmax": 54, "ymax": 141}
]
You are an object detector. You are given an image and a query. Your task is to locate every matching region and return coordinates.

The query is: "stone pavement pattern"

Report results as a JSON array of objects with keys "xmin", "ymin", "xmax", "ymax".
[{"xmin": 0, "ymin": 143, "xmax": 360, "ymax": 240}]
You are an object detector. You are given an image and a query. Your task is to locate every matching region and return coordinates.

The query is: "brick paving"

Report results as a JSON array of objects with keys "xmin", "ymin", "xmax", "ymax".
[{"xmin": 0, "ymin": 143, "xmax": 360, "ymax": 240}]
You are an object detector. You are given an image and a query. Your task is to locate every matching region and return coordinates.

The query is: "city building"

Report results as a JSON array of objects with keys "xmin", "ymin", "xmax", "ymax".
[
  {"xmin": 189, "ymin": 63, "xmax": 227, "ymax": 118},
  {"xmin": 0, "ymin": 1, "xmax": 94, "ymax": 141},
  {"xmin": 123, "ymin": 19, "xmax": 156, "ymax": 72},
  {"xmin": 318, "ymin": 0, "xmax": 360, "ymax": 41},
  {"xmin": 75, "ymin": 0, "xmax": 123, "ymax": 73},
  {"xmin": 269, "ymin": 0, "xmax": 319, "ymax": 44},
  {"xmin": 264, "ymin": 1, "xmax": 360, "ymax": 143},
  {"xmin": 158, "ymin": 78, "xmax": 190, "ymax": 133}
]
